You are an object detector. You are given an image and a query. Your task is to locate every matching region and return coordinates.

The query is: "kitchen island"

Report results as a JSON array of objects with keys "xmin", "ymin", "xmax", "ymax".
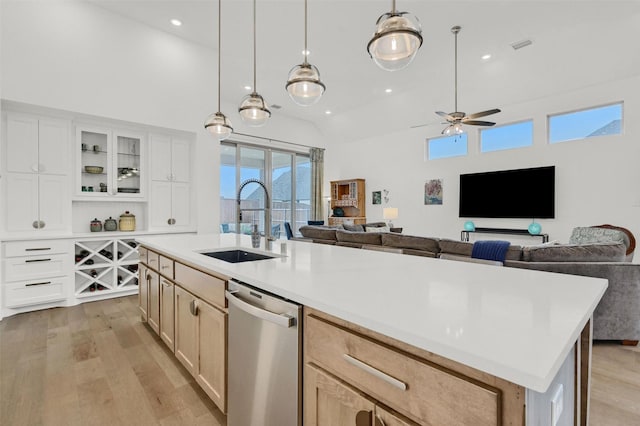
[{"xmin": 137, "ymin": 233, "xmax": 607, "ymax": 426}]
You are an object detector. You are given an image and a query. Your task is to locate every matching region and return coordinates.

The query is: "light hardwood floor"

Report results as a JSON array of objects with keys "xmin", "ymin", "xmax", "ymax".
[{"xmin": 1, "ymin": 296, "xmax": 639, "ymax": 425}]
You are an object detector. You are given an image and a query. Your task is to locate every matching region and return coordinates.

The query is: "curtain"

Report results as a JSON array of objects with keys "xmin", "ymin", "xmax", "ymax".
[{"xmin": 309, "ymin": 147, "xmax": 325, "ymax": 221}]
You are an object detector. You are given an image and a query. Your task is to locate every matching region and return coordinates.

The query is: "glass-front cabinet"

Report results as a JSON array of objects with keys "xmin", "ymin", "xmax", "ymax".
[{"xmin": 76, "ymin": 125, "xmax": 144, "ymax": 199}]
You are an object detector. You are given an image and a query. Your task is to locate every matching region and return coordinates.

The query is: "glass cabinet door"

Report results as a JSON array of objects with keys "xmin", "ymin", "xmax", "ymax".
[
  {"xmin": 114, "ymin": 132, "xmax": 142, "ymax": 196},
  {"xmin": 78, "ymin": 127, "xmax": 111, "ymax": 196}
]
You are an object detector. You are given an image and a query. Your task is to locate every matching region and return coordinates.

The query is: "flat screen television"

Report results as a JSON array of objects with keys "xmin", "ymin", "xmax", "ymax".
[{"xmin": 459, "ymin": 166, "xmax": 555, "ymax": 219}]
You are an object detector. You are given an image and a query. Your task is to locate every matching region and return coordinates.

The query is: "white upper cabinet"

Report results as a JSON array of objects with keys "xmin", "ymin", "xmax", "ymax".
[
  {"xmin": 75, "ymin": 125, "xmax": 145, "ymax": 199},
  {"xmin": 171, "ymin": 138, "xmax": 191, "ymax": 183},
  {"xmin": 6, "ymin": 113, "xmax": 69, "ymax": 175},
  {"xmin": 150, "ymin": 134, "xmax": 191, "ymax": 183}
]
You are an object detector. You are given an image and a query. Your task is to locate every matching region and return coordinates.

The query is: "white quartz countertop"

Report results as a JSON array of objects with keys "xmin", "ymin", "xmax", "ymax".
[{"xmin": 137, "ymin": 233, "xmax": 607, "ymax": 393}]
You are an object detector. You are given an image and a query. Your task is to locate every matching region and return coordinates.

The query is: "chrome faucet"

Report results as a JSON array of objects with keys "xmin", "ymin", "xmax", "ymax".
[{"xmin": 236, "ymin": 179, "xmax": 275, "ymax": 250}]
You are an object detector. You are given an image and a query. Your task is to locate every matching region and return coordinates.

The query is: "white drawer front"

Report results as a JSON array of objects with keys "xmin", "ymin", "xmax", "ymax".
[
  {"xmin": 4, "ymin": 240, "xmax": 70, "ymax": 257},
  {"xmin": 4, "ymin": 254, "xmax": 69, "ymax": 282},
  {"xmin": 4, "ymin": 277, "xmax": 68, "ymax": 308}
]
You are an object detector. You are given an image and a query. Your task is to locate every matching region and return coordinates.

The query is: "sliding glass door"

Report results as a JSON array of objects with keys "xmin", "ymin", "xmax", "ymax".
[{"xmin": 220, "ymin": 142, "xmax": 311, "ymax": 238}]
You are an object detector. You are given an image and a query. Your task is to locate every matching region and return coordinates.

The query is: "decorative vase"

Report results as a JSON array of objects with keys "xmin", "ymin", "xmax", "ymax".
[
  {"xmin": 528, "ymin": 222, "xmax": 542, "ymax": 235},
  {"xmin": 463, "ymin": 221, "xmax": 475, "ymax": 231},
  {"xmin": 104, "ymin": 216, "xmax": 118, "ymax": 232},
  {"xmin": 119, "ymin": 211, "xmax": 136, "ymax": 231},
  {"xmin": 90, "ymin": 218, "xmax": 102, "ymax": 232},
  {"xmin": 251, "ymin": 224, "xmax": 261, "ymax": 248}
]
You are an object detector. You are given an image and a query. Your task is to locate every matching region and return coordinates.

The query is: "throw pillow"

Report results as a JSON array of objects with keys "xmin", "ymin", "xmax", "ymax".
[{"xmin": 365, "ymin": 226, "xmax": 389, "ymax": 233}]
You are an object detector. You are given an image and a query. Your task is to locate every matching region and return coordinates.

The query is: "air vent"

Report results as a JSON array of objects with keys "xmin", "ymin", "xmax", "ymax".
[
  {"xmin": 271, "ymin": 104, "xmax": 282, "ymax": 110},
  {"xmin": 511, "ymin": 39, "xmax": 533, "ymax": 50}
]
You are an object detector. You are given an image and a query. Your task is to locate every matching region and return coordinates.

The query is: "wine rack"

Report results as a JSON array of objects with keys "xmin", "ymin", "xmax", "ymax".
[{"xmin": 74, "ymin": 237, "xmax": 139, "ymax": 297}]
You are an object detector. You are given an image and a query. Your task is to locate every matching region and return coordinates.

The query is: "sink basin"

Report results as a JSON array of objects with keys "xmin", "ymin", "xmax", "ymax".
[{"xmin": 201, "ymin": 249, "xmax": 276, "ymax": 263}]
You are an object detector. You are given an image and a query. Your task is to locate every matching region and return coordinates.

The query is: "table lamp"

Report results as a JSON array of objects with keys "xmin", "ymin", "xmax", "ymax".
[{"xmin": 383, "ymin": 207, "xmax": 399, "ymax": 228}]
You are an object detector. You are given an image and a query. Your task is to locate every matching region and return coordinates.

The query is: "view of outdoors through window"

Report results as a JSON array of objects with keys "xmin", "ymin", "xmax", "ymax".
[
  {"xmin": 427, "ymin": 133, "xmax": 468, "ymax": 160},
  {"xmin": 480, "ymin": 120, "xmax": 533, "ymax": 153},
  {"xmin": 549, "ymin": 102, "xmax": 622, "ymax": 143},
  {"xmin": 220, "ymin": 143, "xmax": 311, "ymax": 239}
]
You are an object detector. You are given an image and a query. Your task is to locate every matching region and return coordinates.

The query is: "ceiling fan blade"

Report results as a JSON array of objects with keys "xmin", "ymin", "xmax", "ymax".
[
  {"xmin": 435, "ymin": 111, "xmax": 454, "ymax": 120},
  {"xmin": 464, "ymin": 108, "xmax": 501, "ymax": 120},
  {"xmin": 410, "ymin": 123, "xmax": 431, "ymax": 129},
  {"xmin": 463, "ymin": 120, "xmax": 496, "ymax": 126}
]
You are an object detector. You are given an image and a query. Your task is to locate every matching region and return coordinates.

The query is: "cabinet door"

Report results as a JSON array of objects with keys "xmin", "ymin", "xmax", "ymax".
[
  {"xmin": 147, "ymin": 269, "xmax": 160, "ymax": 335},
  {"xmin": 76, "ymin": 126, "xmax": 111, "ymax": 197},
  {"xmin": 375, "ymin": 406, "xmax": 419, "ymax": 426},
  {"xmin": 138, "ymin": 264, "xmax": 148, "ymax": 322},
  {"xmin": 196, "ymin": 300, "xmax": 227, "ymax": 413},
  {"xmin": 150, "ymin": 133, "xmax": 172, "ymax": 181},
  {"xmin": 171, "ymin": 182, "xmax": 191, "ymax": 229},
  {"xmin": 38, "ymin": 174, "xmax": 70, "ymax": 232},
  {"xmin": 149, "ymin": 180, "xmax": 172, "ymax": 229},
  {"xmin": 305, "ymin": 364, "xmax": 375, "ymax": 426},
  {"xmin": 174, "ymin": 285, "xmax": 198, "ymax": 376},
  {"xmin": 113, "ymin": 131, "xmax": 143, "ymax": 197},
  {"xmin": 6, "ymin": 113, "xmax": 38, "ymax": 174},
  {"xmin": 38, "ymin": 118, "xmax": 69, "ymax": 175},
  {"xmin": 171, "ymin": 138, "xmax": 190, "ymax": 183},
  {"xmin": 160, "ymin": 277, "xmax": 175, "ymax": 352},
  {"xmin": 5, "ymin": 173, "xmax": 39, "ymax": 232}
]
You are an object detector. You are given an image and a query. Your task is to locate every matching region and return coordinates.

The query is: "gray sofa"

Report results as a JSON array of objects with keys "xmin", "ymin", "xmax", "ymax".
[{"xmin": 297, "ymin": 225, "xmax": 640, "ymax": 344}]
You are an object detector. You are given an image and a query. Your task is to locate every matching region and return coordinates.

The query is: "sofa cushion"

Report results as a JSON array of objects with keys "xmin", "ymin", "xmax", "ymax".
[
  {"xmin": 343, "ymin": 224, "xmax": 364, "ymax": 232},
  {"xmin": 439, "ymin": 239, "xmax": 523, "ymax": 261},
  {"xmin": 382, "ymin": 233, "xmax": 440, "ymax": 254},
  {"xmin": 336, "ymin": 229, "xmax": 382, "ymax": 246},
  {"xmin": 569, "ymin": 227, "xmax": 629, "ymax": 248},
  {"xmin": 299, "ymin": 225, "xmax": 338, "ymax": 241},
  {"xmin": 522, "ymin": 242, "xmax": 626, "ymax": 262}
]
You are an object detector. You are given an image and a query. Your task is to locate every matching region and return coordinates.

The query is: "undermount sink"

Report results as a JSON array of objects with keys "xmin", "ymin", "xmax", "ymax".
[{"xmin": 201, "ymin": 249, "xmax": 277, "ymax": 263}]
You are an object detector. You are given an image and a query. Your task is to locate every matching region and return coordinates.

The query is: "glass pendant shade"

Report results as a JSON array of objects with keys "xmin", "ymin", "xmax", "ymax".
[
  {"xmin": 367, "ymin": 12, "xmax": 423, "ymax": 71},
  {"xmin": 239, "ymin": 92, "xmax": 271, "ymax": 127},
  {"xmin": 286, "ymin": 63, "xmax": 326, "ymax": 106},
  {"xmin": 204, "ymin": 112, "xmax": 233, "ymax": 140}
]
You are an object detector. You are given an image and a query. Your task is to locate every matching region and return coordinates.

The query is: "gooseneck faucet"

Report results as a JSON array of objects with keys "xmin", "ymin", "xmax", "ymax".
[{"xmin": 236, "ymin": 179, "xmax": 275, "ymax": 250}]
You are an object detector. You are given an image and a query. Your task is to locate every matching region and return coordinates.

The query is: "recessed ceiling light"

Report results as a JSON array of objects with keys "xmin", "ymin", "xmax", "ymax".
[
  {"xmin": 244, "ymin": 85, "xmax": 252, "ymax": 91},
  {"xmin": 170, "ymin": 19, "xmax": 182, "ymax": 27},
  {"xmin": 325, "ymin": 110, "xmax": 332, "ymax": 115},
  {"xmin": 481, "ymin": 54, "xmax": 492, "ymax": 60},
  {"xmin": 385, "ymin": 88, "xmax": 392, "ymax": 93}
]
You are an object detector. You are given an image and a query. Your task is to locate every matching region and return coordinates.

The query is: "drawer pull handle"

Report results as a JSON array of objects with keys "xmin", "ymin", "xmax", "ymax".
[
  {"xmin": 189, "ymin": 299, "xmax": 199, "ymax": 316},
  {"xmin": 26, "ymin": 281, "xmax": 51, "ymax": 287},
  {"xmin": 162, "ymin": 279, "xmax": 171, "ymax": 287},
  {"xmin": 25, "ymin": 247, "xmax": 51, "ymax": 251},
  {"xmin": 343, "ymin": 354, "xmax": 407, "ymax": 391},
  {"xmin": 161, "ymin": 265, "xmax": 170, "ymax": 269},
  {"xmin": 25, "ymin": 258, "xmax": 52, "ymax": 263}
]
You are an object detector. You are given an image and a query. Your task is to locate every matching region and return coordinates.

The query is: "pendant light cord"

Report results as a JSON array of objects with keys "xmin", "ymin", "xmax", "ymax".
[
  {"xmin": 454, "ymin": 28, "xmax": 458, "ymax": 112},
  {"xmin": 303, "ymin": 0, "xmax": 308, "ymax": 63},
  {"xmin": 217, "ymin": 0, "xmax": 222, "ymax": 112},
  {"xmin": 391, "ymin": 0, "xmax": 396, "ymax": 14},
  {"xmin": 252, "ymin": 0, "xmax": 257, "ymax": 93}
]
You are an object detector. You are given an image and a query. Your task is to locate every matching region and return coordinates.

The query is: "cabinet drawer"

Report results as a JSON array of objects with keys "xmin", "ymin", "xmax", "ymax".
[
  {"xmin": 4, "ymin": 253, "xmax": 69, "ymax": 282},
  {"xmin": 159, "ymin": 255, "xmax": 174, "ymax": 279},
  {"xmin": 147, "ymin": 250, "xmax": 160, "ymax": 270},
  {"xmin": 4, "ymin": 239, "xmax": 69, "ymax": 257},
  {"xmin": 305, "ymin": 315, "xmax": 500, "ymax": 426},
  {"xmin": 138, "ymin": 246, "xmax": 148, "ymax": 265},
  {"xmin": 4, "ymin": 277, "xmax": 68, "ymax": 308},
  {"xmin": 174, "ymin": 262, "xmax": 226, "ymax": 309}
]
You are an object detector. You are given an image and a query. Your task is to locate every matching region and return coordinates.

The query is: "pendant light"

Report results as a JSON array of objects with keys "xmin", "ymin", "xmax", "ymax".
[
  {"xmin": 367, "ymin": 0, "xmax": 423, "ymax": 72},
  {"xmin": 204, "ymin": 0, "xmax": 233, "ymax": 140},
  {"xmin": 238, "ymin": 0, "xmax": 271, "ymax": 126},
  {"xmin": 285, "ymin": 0, "xmax": 325, "ymax": 106}
]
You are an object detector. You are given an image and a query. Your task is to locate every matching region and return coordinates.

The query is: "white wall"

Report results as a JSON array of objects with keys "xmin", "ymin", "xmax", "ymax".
[
  {"xmin": 0, "ymin": 0, "xmax": 325, "ymax": 234},
  {"xmin": 326, "ymin": 75, "xmax": 640, "ymax": 250}
]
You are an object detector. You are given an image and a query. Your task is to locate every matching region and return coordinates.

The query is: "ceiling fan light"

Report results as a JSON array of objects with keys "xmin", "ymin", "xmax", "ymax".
[
  {"xmin": 239, "ymin": 92, "xmax": 271, "ymax": 127},
  {"xmin": 443, "ymin": 123, "xmax": 464, "ymax": 136},
  {"xmin": 286, "ymin": 63, "xmax": 326, "ymax": 106},
  {"xmin": 204, "ymin": 111, "xmax": 233, "ymax": 140},
  {"xmin": 367, "ymin": 12, "xmax": 423, "ymax": 71}
]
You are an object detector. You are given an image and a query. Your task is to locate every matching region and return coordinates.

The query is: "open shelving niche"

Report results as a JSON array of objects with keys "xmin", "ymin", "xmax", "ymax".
[{"xmin": 74, "ymin": 237, "xmax": 140, "ymax": 298}]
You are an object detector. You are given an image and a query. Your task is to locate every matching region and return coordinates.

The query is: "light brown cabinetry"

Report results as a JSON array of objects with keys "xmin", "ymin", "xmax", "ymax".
[
  {"xmin": 304, "ymin": 308, "xmax": 525, "ymax": 426},
  {"xmin": 138, "ymin": 264, "xmax": 148, "ymax": 322},
  {"xmin": 329, "ymin": 179, "xmax": 366, "ymax": 226},
  {"xmin": 138, "ymin": 246, "xmax": 228, "ymax": 414}
]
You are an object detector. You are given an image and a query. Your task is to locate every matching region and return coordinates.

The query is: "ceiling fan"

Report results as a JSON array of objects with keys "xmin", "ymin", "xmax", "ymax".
[{"xmin": 413, "ymin": 26, "xmax": 501, "ymax": 134}]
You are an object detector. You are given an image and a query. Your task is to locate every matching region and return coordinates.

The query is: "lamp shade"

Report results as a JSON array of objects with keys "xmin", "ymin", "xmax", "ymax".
[
  {"xmin": 204, "ymin": 112, "xmax": 233, "ymax": 140},
  {"xmin": 239, "ymin": 92, "xmax": 271, "ymax": 127},
  {"xmin": 383, "ymin": 207, "xmax": 399, "ymax": 220},
  {"xmin": 367, "ymin": 12, "xmax": 423, "ymax": 71},
  {"xmin": 286, "ymin": 63, "xmax": 326, "ymax": 106}
]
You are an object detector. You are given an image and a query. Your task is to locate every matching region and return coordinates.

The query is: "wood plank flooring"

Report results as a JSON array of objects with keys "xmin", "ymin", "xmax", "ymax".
[
  {"xmin": 1, "ymin": 296, "xmax": 639, "ymax": 425},
  {"xmin": 0, "ymin": 296, "xmax": 225, "ymax": 426}
]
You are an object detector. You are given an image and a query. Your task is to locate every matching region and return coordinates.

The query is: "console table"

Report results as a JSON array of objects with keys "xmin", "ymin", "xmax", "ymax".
[{"xmin": 461, "ymin": 227, "xmax": 549, "ymax": 243}]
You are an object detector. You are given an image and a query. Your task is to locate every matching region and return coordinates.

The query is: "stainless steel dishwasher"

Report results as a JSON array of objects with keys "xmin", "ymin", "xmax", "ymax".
[{"xmin": 226, "ymin": 280, "xmax": 302, "ymax": 426}]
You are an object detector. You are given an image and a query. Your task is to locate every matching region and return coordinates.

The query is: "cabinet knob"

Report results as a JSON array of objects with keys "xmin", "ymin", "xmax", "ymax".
[
  {"xmin": 189, "ymin": 299, "xmax": 199, "ymax": 316},
  {"xmin": 167, "ymin": 218, "xmax": 176, "ymax": 225},
  {"xmin": 31, "ymin": 164, "xmax": 39, "ymax": 172},
  {"xmin": 40, "ymin": 220, "xmax": 45, "ymax": 228},
  {"xmin": 32, "ymin": 220, "xmax": 40, "ymax": 229}
]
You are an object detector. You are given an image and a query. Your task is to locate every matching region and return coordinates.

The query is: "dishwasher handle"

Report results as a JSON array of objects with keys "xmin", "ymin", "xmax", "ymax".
[{"xmin": 226, "ymin": 290, "xmax": 295, "ymax": 328}]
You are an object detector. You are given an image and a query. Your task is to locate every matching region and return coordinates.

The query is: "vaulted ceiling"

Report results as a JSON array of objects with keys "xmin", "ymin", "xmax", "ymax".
[{"xmin": 90, "ymin": 1, "xmax": 640, "ymax": 141}]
